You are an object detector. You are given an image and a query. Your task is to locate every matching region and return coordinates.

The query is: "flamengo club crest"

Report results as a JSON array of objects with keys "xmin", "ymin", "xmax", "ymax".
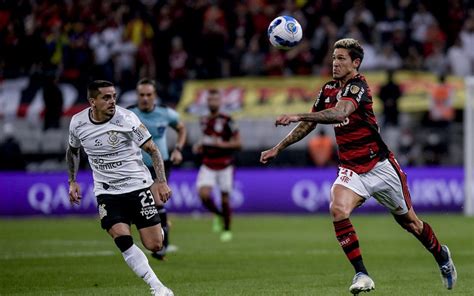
[{"xmin": 107, "ymin": 131, "xmax": 119, "ymax": 147}]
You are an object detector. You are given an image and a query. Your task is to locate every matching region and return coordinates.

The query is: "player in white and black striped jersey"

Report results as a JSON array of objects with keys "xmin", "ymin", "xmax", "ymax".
[{"xmin": 66, "ymin": 80, "xmax": 173, "ymax": 296}]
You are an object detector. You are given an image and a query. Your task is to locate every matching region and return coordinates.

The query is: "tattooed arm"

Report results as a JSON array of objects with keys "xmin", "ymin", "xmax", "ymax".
[
  {"xmin": 260, "ymin": 121, "xmax": 316, "ymax": 164},
  {"xmin": 275, "ymin": 100, "xmax": 356, "ymax": 126},
  {"xmin": 141, "ymin": 139, "xmax": 167, "ymax": 182},
  {"xmin": 66, "ymin": 145, "xmax": 82, "ymax": 204},
  {"xmin": 141, "ymin": 139, "xmax": 172, "ymax": 202}
]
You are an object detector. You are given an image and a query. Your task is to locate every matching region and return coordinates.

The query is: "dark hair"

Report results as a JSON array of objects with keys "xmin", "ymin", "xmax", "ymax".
[
  {"xmin": 208, "ymin": 88, "xmax": 219, "ymax": 95},
  {"xmin": 137, "ymin": 78, "xmax": 157, "ymax": 91},
  {"xmin": 88, "ymin": 80, "xmax": 114, "ymax": 99},
  {"xmin": 334, "ymin": 38, "xmax": 364, "ymax": 69}
]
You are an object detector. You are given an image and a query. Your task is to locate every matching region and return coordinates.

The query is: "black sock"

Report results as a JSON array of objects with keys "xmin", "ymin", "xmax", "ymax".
[
  {"xmin": 114, "ymin": 235, "xmax": 133, "ymax": 252},
  {"xmin": 202, "ymin": 198, "xmax": 222, "ymax": 216},
  {"xmin": 156, "ymin": 205, "xmax": 169, "ymax": 249},
  {"xmin": 415, "ymin": 222, "xmax": 448, "ymax": 265},
  {"xmin": 222, "ymin": 200, "xmax": 231, "ymax": 231}
]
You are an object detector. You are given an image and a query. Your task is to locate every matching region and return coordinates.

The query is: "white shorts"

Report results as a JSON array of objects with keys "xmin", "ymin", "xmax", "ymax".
[
  {"xmin": 333, "ymin": 156, "xmax": 412, "ymax": 215},
  {"xmin": 196, "ymin": 165, "xmax": 234, "ymax": 193}
]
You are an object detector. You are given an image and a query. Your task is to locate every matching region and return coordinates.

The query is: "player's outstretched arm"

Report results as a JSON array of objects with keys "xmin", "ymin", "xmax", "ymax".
[
  {"xmin": 141, "ymin": 139, "xmax": 172, "ymax": 202},
  {"xmin": 275, "ymin": 100, "xmax": 356, "ymax": 126},
  {"xmin": 260, "ymin": 121, "xmax": 316, "ymax": 164},
  {"xmin": 66, "ymin": 145, "xmax": 81, "ymax": 205}
]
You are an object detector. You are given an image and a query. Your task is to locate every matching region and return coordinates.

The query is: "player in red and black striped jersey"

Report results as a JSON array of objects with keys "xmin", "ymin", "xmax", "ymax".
[
  {"xmin": 312, "ymin": 74, "xmax": 389, "ymax": 174},
  {"xmin": 194, "ymin": 89, "xmax": 241, "ymax": 242},
  {"xmin": 261, "ymin": 38, "xmax": 456, "ymax": 294}
]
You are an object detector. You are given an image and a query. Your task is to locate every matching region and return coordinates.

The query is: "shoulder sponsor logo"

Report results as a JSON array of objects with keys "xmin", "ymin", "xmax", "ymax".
[
  {"xmin": 132, "ymin": 124, "xmax": 146, "ymax": 141},
  {"xmin": 107, "ymin": 131, "xmax": 119, "ymax": 147}
]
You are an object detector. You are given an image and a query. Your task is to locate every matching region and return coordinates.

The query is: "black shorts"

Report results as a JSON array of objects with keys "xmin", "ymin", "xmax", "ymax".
[
  {"xmin": 96, "ymin": 187, "xmax": 161, "ymax": 231},
  {"xmin": 147, "ymin": 160, "xmax": 172, "ymax": 180}
]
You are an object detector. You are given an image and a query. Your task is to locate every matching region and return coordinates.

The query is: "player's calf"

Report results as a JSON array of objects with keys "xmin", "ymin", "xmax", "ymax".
[
  {"xmin": 114, "ymin": 235, "xmax": 171, "ymax": 292},
  {"xmin": 140, "ymin": 227, "xmax": 165, "ymax": 253}
]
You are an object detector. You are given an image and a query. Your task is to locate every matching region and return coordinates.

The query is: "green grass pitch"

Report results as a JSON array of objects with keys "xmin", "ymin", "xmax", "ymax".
[{"xmin": 0, "ymin": 214, "xmax": 473, "ymax": 295}]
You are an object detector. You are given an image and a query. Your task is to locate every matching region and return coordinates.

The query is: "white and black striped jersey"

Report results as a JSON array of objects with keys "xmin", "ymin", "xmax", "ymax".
[{"xmin": 68, "ymin": 106, "xmax": 153, "ymax": 195}]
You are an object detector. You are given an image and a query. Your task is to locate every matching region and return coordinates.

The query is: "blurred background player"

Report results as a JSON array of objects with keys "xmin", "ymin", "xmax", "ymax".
[
  {"xmin": 193, "ymin": 89, "xmax": 241, "ymax": 242},
  {"xmin": 67, "ymin": 80, "xmax": 173, "ymax": 296},
  {"xmin": 260, "ymin": 38, "xmax": 456, "ymax": 294},
  {"xmin": 128, "ymin": 78, "xmax": 187, "ymax": 260}
]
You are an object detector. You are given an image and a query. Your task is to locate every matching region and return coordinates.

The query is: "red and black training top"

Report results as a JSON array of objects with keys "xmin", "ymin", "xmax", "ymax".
[
  {"xmin": 200, "ymin": 113, "xmax": 239, "ymax": 170},
  {"xmin": 312, "ymin": 74, "xmax": 389, "ymax": 174}
]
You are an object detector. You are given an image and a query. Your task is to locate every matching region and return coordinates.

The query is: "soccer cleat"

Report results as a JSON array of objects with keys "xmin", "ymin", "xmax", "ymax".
[
  {"xmin": 150, "ymin": 286, "xmax": 174, "ymax": 296},
  {"xmin": 349, "ymin": 272, "xmax": 375, "ymax": 295},
  {"xmin": 151, "ymin": 252, "xmax": 166, "ymax": 261},
  {"xmin": 212, "ymin": 216, "xmax": 223, "ymax": 233},
  {"xmin": 220, "ymin": 231, "xmax": 233, "ymax": 242},
  {"xmin": 439, "ymin": 245, "xmax": 457, "ymax": 290}
]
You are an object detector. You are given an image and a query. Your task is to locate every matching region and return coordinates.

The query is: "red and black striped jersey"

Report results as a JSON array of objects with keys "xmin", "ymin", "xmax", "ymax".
[
  {"xmin": 200, "ymin": 113, "xmax": 239, "ymax": 170},
  {"xmin": 312, "ymin": 74, "xmax": 389, "ymax": 174}
]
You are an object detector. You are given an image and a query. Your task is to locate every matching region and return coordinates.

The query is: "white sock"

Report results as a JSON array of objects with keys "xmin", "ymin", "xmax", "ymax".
[{"xmin": 122, "ymin": 244, "xmax": 164, "ymax": 289}]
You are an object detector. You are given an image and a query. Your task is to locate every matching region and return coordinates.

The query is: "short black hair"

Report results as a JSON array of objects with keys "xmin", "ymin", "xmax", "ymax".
[
  {"xmin": 137, "ymin": 78, "xmax": 157, "ymax": 91},
  {"xmin": 334, "ymin": 38, "xmax": 364, "ymax": 69},
  {"xmin": 88, "ymin": 80, "xmax": 114, "ymax": 99},
  {"xmin": 208, "ymin": 88, "xmax": 219, "ymax": 95}
]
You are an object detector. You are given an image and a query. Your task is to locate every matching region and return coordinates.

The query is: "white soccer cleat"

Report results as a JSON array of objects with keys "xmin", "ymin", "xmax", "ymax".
[
  {"xmin": 349, "ymin": 272, "xmax": 375, "ymax": 295},
  {"xmin": 439, "ymin": 245, "xmax": 457, "ymax": 290},
  {"xmin": 150, "ymin": 286, "xmax": 174, "ymax": 296}
]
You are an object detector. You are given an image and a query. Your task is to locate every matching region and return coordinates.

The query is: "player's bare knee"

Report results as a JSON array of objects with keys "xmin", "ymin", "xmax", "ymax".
[
  {"xmin": 144, "ymin": 239, "xmax": 163, "ymax": 253},
  {"xmin": 330, "ymin": 202, "xmax": 350, "ymax": 220},
  {"xmin": 199, "ymin": 188, "xmax": 212, "ymax": 200},
  {"xmin": 200, "ymin": 194, "xmax": 211, "ymax": 201}
]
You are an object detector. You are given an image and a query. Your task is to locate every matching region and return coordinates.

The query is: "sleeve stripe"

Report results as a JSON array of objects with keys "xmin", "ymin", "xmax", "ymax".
[
  {"xmin": 139, "ymin": 136, "xmax": 153, "ymax": 148},
  {"xmin": 341, "ymin": 97, "xmax": 359, "ymax": 109}
]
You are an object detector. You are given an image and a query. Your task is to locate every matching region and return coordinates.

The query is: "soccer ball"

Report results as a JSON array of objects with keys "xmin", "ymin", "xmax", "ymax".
[{"xmin": 267, "ymin": 16, "xmax": 303, "ymax": 50}]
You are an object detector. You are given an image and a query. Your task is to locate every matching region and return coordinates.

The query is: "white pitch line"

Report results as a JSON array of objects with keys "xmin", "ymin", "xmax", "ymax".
[
  {"xmin": 0, "ymin": 250, "xmax": 116, "ymax": 260},
  {"xmin": 37, "ymin": 239, "xmax": 109, "ymax": 246}
]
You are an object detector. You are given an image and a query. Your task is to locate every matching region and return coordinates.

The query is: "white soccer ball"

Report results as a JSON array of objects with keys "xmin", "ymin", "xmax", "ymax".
[{"xmin": 267, "ymin": 16, "xmax": 303, "ymax": 50}]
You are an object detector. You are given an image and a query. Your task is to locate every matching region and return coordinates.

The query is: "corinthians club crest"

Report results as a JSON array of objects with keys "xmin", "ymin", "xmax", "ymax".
[{"xmin": 107, "ymin": 131, "xmax": 120, "ymax": 147}]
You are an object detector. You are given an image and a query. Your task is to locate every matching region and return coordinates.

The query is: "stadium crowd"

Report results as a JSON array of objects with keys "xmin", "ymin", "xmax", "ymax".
[
  {"xmin": 0, "ymin": 0, "xmax": 472, "ymax": 170},
  {"xmin": 1, "ymin": 0, "xmax": 474, "ymax": 103}
]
